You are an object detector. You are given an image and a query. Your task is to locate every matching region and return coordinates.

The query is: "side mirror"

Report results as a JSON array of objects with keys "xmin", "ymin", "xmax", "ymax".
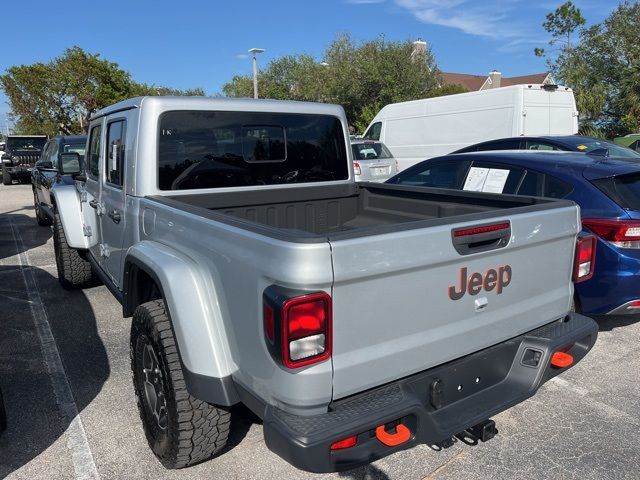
[{"xmin": 59, "ymin": 152, "xmax": 82, "ymax": 175}]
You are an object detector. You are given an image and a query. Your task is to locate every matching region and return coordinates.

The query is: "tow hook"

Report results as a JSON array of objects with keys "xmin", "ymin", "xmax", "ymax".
[{"xmin": 466, "ymin": 419, "xmax": 498, "ymax": 443}]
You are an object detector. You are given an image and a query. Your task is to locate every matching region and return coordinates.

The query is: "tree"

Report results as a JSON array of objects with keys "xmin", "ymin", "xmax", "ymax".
[
  {"xmin": 0, "ymin": 47, "xmax": 204, "ymax": 136},
  {"xmin": 223, "ymin": 35, "xmax": 441, "ymax": 131},
  {"xmin": 543, "ymin": 2, "xmax": 640, "ymax": 135},
  {"xmin": 535, "ymin": 1, "xmax": 585, "ymax": 57}
]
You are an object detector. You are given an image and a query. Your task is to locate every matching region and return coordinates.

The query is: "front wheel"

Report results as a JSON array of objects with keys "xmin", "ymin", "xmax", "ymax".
[
  {"xmin": 53, "ymin": 213, "xmax": 97, "ymax": 289},
  {"xmin": 2, "ymin": 168, "xmax": 11, "ymax": 185},
  {"xmin": 131, "ymin": 300, "xmax": 231, "ymax": 468}
]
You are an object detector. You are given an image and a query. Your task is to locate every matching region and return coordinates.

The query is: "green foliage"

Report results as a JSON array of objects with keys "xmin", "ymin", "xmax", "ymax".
[
  {"xmin": 547, "ymin": 2, "xmax": 640, "ymax": 135},
  {"xmin": 0, "ymin": 47, "xmax": 204, "ymax": 136},
  {"xmin": 542, "ymin": 1, "xmax": 586, "ymax": 49},
  {"xmin": 222, "ymin": 34, "xmax": 441, "ymax": 130}
]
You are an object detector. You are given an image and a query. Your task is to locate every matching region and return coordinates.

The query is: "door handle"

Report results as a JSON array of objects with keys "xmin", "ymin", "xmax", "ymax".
[
  {"xmin": 89, "ymin": 199, "xmax": 98, "ymax": 209},
  {"xmin": 108, "ymin": 209, "xmax": 121, "ymax": 224}
]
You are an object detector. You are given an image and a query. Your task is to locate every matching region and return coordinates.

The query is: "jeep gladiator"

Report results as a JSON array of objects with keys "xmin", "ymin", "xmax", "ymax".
[{"xmin": 52, "ymin": 96, "xmax": 598, "ymax": 472}]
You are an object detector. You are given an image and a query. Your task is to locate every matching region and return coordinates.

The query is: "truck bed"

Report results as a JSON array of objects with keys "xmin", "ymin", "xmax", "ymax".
[{"xmin": 151, "ymin": 182, "xmax": 564, "ymax": 242}]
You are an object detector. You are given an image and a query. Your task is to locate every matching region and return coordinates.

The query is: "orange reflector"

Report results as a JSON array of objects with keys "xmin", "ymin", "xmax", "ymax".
[
  {"xmin": 550, "ymin": 351, "xmax": 574, "ymax": 368},
  {"xmin": 375, "ymin": 423, "xmax": 411, "ymax": 447},
  {"xmin": 330, "ymin": 435, "xmax": 358, "ymax": 451}
]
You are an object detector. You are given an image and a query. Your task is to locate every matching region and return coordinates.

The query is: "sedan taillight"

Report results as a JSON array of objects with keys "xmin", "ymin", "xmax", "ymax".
[{"xmin": 583, "ymin": 218, "xmax": 640, "ymax": 248}]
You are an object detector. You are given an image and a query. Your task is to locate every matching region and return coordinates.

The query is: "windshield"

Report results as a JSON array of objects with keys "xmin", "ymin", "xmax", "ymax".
[
  {"xmin": 7, "ymin": 137, "xmax": 47, "ymax": 151},
  {"xmin": 568, "ymin": 138, "xmax": 640, "ymax": 159},
  {"xmin": 351, "ymin": 142, "xmax": 393, "ymax": 161}
]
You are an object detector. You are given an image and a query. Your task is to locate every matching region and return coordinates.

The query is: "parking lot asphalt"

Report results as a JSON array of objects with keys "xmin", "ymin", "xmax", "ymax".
[{"xmin": 1, "ymin": 183, "xmax": 640, "ymax": 480}]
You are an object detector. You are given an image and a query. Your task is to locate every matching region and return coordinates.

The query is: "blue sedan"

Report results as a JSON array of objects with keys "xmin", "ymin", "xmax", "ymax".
[{"xmin": 387, "ymin": 150, "xmax": 640, "ymax": 316}]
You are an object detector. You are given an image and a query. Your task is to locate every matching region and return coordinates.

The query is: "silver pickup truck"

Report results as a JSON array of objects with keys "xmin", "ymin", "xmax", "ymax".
[{"xmin": 52, "ymin": 97, "xmax": 598, "ymax": 473}]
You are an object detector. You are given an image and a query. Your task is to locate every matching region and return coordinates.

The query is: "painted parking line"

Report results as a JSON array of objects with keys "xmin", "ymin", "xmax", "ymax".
[{"xmin": 8, "ymin": 217, "xmax": 100, "ymax": 480}]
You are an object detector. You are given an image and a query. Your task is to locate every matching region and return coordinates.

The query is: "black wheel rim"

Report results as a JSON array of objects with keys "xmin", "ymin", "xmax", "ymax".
[{"xmin": 141, "ymin": 340, "xmax": 168, "ymax": 431}]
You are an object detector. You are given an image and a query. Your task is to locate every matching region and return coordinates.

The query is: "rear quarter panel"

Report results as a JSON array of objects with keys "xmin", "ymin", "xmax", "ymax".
[{"xmin": 136, "ymin": 198, "xmax": 335, "ymax": 412}]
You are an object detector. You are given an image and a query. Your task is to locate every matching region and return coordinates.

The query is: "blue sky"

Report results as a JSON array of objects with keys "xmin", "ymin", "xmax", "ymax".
[{"xmin": 1, "ymin": 0, "xmax": 617, "ymax": 132}]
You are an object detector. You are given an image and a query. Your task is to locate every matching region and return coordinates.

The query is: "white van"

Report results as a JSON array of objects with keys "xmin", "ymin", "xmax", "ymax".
[{"xmin": 363, "ymin": 84, "xmax": 579, "ymax": 171}]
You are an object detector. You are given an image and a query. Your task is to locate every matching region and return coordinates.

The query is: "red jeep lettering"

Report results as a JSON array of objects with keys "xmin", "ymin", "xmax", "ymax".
[{"xmin": 448, "ymin": 265, "xmax": 512, "ymax": 300}]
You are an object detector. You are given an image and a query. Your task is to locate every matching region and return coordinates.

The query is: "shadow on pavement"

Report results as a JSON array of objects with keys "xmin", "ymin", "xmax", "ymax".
[
  {"xmin": 0, "ymin": 264, "xmax": 109, "ymax": 477},
  {"xmin": 339, "ymin": 464, "xmax": 391, "ymax": 480},
  {"xmin": 0, "ymin": 212, "xmax": 51, "ymax": 260}
]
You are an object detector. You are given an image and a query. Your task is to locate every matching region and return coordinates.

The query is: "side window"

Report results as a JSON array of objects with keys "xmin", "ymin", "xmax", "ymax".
[
  {"xmin": 463, "ymin": 163, "xmax": 524, "ymax": 194},
  {"xmin": 364, "ymin": 122, "xmax": 382, "ymax": 141},
  {"xmin": 49, "ymin": 141, "xmax": 59, "ymax": 168},
  {"xmin": 106, "ymin": 120, "xmax": 126, "ymax": 186},
  {"xmin": 525, "ymin": 141, "xmax": 560, "ymax": 151},
  {"xmin": 544, "ymin": 176, "xmax": 573, "ymax": 198},
  {"xmin": 476, "ymin": 140, "xmax": 521, "ymax": 151},
  {"xmin": 36, "ymin": 141, "xmax": 53, "ymax": 167},
  {"xmin": 87, "ymin": 125, "xmax": 102, "ymax": 179},
  {"xmin": 393, "ymin": 161, "xmax": 471, "ymax": 189},
  {"xmin": 517, "ymin": 171, "xmax": 545, "ymax": 196}
]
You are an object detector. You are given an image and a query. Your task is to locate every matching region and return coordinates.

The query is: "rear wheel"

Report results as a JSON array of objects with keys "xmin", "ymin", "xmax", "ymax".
[
  {"xmin": 33, "ymin": 190, "xmax": 52, "ymax": 226},
  {"xmin": 131, "ymin": 300, "xmax": 231, "ymax": 468},
  {"xmin": 53, "ymin": 213, "xmax": 97, "ymax": 289},
  {"xmin": 2, "ymin": 168, "xmax": 11, "ymax": 185}
]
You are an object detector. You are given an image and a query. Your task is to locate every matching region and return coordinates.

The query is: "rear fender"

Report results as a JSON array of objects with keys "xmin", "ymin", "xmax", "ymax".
[
  {"xmin": 51, "ymin": 184, "xmax": 96, "ymax": 249},
  {"xmin": 124, "ymin": 241, "xmax": 236, "ymax": 385}
]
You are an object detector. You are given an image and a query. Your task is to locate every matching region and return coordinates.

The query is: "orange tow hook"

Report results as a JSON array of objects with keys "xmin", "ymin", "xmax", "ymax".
[
  {"xmin": 550, "ymin": 351, "xmax": 574, "ymax": 368},
  {"xmin": 375, "ymin": 423, "xmax": 411, "ymax": 447}
]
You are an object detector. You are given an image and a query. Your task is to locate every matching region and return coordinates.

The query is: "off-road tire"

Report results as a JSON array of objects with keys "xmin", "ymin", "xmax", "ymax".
[
  {"xmin": 34, "ymin": 190, "xmax": 52, "ymax": 226},
  {"xmin": 2, "ymin": 168, "xmax": 11, "ymax": 185},
  {"xmin": 131, "ymin": 300, "xmax": 231, "ymax": 468},
  {"xmin": 53, "ymin": 213, "xmax": 96, "ymax": 289}
]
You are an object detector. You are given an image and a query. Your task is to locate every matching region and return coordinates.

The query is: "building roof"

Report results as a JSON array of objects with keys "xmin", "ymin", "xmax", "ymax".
[
  {"xmin": 439, "ymin": 73, "xmax": 488, "ymax": 91},
  {"xmin": 440, "ymin": 72, "xmax": 550, "ymax": 91}
]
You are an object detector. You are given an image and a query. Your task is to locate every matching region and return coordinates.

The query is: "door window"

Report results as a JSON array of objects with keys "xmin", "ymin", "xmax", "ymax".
[
  {"xmin": 36, "ymin": 141, "xmax": 54, "ymax": 169},
  {"xmin": 516, "ymin": 170, "xmax": 572, "ymax": 198},
  {"xmin": 525, "ymin": 141, "xmax": 561, "ymax": 151},
  {"xmin": 463, "ymin": 163, "xmax": 525, "ymax": 194},
  {"xmin": 87, "ymin": 125, "xmax": 102, "ymax": 179},
  {"xmin": 476, "ymin": 140, "xmax": 522, "ymax": 151},
  {"xmin": 391, "ymin": 161, "xmax": 471, "ymax": 189},
  {"xmin": 106, "ymin": 120, "xmax": 126, "ymax": 186},
  {"xmin": 364, "ymin": 122, "xmax": 382, "ymax": 141}
]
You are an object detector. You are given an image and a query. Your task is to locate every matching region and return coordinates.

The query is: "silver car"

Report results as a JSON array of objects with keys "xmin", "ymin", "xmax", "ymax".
[{"xmin": 351, "ymin": 140, "xmax": 398, "ymax": 182}]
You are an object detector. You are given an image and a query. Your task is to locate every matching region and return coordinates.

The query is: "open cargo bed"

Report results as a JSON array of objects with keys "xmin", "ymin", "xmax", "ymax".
[{"xmin": 150, "ymin": 182, "xmax": 569, "ymax": 241}]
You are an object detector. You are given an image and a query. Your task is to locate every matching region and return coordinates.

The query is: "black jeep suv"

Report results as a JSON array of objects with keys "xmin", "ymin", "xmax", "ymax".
[{"xmin": 2, "ymin": 135, "xmax": 47, "ymax": 185}]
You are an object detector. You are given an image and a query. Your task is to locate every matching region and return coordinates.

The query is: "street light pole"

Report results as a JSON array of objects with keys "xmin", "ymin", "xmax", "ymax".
[{"xmin": 248, "ymin": 48, "xmax": 265, "ymax": 99}]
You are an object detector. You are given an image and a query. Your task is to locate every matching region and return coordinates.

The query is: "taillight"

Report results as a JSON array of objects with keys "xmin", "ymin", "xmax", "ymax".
[
  {"xmin": 330, "ymin": 435, "xmax": 358, "ymax": 451},
  {"xmin": 353, "ymin": 161, "xmax": 362, "ymax": 176},
  {"xmin": 582, "ymin": 218, "xmax": 640, "ymax": 248},
  {"xmin": 573, "ymin": 235, "xmax": 596, "ymax": 282},
  {"xmin": 263, "ymin": 288, "xmax": 332, "ymax": 369}
]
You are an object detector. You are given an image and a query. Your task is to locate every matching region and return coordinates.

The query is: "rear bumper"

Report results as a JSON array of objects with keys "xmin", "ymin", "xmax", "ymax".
[{"xmin": 263, "ymin": 312, "xmax": 597, "ymax": 473}]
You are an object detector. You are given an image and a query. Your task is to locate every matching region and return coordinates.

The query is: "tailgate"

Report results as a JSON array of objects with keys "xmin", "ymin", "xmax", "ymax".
[{"xmin": 329, "ymin": 204, "xmax": 580, "ymax": 399}]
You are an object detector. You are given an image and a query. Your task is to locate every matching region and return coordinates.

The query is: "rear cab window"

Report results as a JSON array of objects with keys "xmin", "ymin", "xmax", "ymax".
[{"xmin": 158, "ymin": 111, "xmax": 348, "ymax": 190}]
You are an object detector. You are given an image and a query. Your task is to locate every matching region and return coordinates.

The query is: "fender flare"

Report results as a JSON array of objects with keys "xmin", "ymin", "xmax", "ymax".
[
  {"xmin": 123, "ymin": 241, "xmax": 239, "ymax": 405},
  {"xmin": 51, "ymin": 185, "xmax": 92, "ymax": 249}
]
